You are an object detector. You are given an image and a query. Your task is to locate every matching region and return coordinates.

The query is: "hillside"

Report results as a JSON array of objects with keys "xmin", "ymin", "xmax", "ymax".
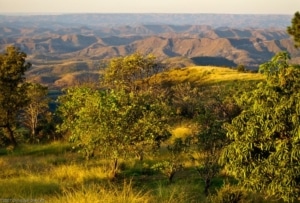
[
  {"xmin": 149, "ymin": 66, "xmax": 264, "ymax": 86},
  {"xmin": 1, "ymin": 25, "xmax": 299, "ymax": 65},
  {"xmin": 0, "ymin": 14, "xmax": 299, "ymax": 88}
]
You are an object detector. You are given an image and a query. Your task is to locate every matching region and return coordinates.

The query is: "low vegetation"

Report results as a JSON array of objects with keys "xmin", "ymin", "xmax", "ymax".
[{"xmin": 0, "ymin": 142, "xmax": 252, "ymax": 202}]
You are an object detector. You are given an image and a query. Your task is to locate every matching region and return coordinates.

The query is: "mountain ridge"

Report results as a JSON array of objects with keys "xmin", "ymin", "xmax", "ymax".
[
  {"xmin": 0, "ymin": 13, "xmax": 292, "ymax": 28},
  {"xmin": 0, "ymin": 14, "xmax": 299, "ymax": 88}
]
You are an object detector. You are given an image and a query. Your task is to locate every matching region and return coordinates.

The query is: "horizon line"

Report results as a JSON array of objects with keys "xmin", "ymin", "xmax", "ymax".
[{"xmin": 0, "ymin": 12, "xmax": 294, "ymax": 16}]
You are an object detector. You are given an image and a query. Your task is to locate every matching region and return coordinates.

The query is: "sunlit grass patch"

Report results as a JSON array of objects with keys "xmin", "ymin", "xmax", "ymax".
[
  {"xmin": 152, "ymin": 67, "xmax": 205, "ymax": 85},
  {"xmin": 171, "ymin": 127, "xmax": 193, "ymax": 139},
  {"xmin": 50, "ymin": 164, "xmax": 108, "ymax": 185},
  {"xmin": 0, "ymin": 176, "xmax": 60, "ymax": 198},
  {"xmin": 190, "ymin": 66, "xmax": 264, "ymax": 84},
  {"xmin": 49, "ymin": 181, "xmax": 152, "ymax": 203},
  {"xmin": 150, "ymin": 66, "xmax": 264, "ymax": 87},
  {"xmin": 167, "ymin": 122, "xmax": 199, "ymax": 144}
]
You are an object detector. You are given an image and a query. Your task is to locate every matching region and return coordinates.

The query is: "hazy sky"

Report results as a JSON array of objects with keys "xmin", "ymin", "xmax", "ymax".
[{"xmin": 0, "ymin": 0, "xmax": 298, "ymax": 14}]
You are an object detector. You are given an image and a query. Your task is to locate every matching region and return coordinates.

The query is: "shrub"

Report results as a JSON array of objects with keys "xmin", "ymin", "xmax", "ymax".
[
  {"xmin": 237, "ymin": 64, "xmax": 246, "ymax": 72},
  {"xmin": 209, "ymin": 184, "xmax": 246, "ymax": 203}
]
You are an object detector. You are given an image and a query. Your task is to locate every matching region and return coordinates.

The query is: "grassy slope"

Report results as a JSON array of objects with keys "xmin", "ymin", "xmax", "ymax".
[{"xmin": 151, "ymin": 66, "xmax": 264, "ymax": 86}]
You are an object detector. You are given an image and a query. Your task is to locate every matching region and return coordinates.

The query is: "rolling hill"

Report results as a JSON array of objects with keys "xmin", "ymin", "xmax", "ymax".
[
  {"xmin": 149, "ymin": 66, "xmax": 265, "ymax": 87},
  {"xmin": 0, "ymin": 14, "xmax": 299, "ymax": 88}
]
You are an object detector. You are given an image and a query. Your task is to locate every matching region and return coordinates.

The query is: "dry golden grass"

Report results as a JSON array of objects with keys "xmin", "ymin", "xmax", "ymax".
[
  {"xmin": 0, "ymin": 151, "xmax": 200, "ymax": 202},
  {"xmin": 48, "ymin": 180, "xmax": 153, "ymax": 203},
  {"xmin": 151, "ymin": 66, "xmax": 264, "ymax": 86},
  {"xmin": 190, "ymin": 66, "xmax": 264, "ymax": 84},
  {"xmin": 0, "ymin": 141, "xmax": 276, "ymax": 203},
  {"xmin": 172, "ymin": 127, "xmax": 193, "ymax": 139},
  {"xmin": 50, "ymin": 164, "xmax": 107, "ymax": 184}
]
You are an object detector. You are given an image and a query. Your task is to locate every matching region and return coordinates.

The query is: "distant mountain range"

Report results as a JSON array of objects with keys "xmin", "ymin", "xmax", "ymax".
[
  {"xmin": 0, "ymin": 13, "xmax": 293, "ymax": 28},
  {"xmin": 0, "ymin": 14, "xmax": 299, "ymax": 88}
]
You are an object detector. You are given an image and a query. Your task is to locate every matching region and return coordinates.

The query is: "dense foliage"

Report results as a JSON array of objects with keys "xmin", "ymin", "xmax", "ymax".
[
  {"xmin": 56, "ymin": 53, "xmax": 173, "ymax": 178},
  {"xmin": 220, "ymin": 52, "xmax": 300, "ymax": 202},
  {"xmin": 101, "ymin": 52, "xmax": 164, "ymax": 91},
  {"xmin": 287, "ymin": 11, "xmax": 300, "ymax": 48},
  {"xmin": 0, "ymin": 46, "xmax": 31, "ymax": 146}
]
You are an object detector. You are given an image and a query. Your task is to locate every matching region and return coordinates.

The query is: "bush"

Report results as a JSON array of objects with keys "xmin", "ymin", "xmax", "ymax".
[
  {"xmin": 209, "ymin": 184, "xmax": 246, "ymax": 203},
  {"xmin": 237, "ymin": 64, "xmax": 246, "ymax": 72}
]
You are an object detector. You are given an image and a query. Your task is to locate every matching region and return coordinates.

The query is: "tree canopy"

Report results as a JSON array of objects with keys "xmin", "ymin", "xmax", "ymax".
[
  {"xmin": 101, "ymin": 52, "xmax": 164, "ymax": 91},
  {"xmin": 57, "ymin": 85, "xmax": 171, "ymax": 177},
  {"xmin": 220, "ymin": 52, "xmax": 300, "ymax": 202},
  {"xmin": 287, "ymin": 11, "xmax": 300, "ymax": 48},
  {"xmin": 0, "ymin": 46, "xmax": 31, "ymax": 146}
]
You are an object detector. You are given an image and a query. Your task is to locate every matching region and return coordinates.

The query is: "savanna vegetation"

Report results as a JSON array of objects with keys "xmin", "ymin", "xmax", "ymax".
[{"xmin": 0, "ymin": 12, "xmax": 299, "ymax": 203}]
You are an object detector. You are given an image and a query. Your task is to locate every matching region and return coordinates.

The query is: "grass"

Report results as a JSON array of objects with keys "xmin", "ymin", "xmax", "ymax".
[
  {"xmin": 150, "ymin": 66, "xmax": 264, "ymax": 87},
  {"xmin": 192, "ymin": 66, "xmax": 264, "ymax": 84},
  {"xmin": 0, "ymin": 176, "xmax": 60, "ymax": 198},
  {"xmin": 0, "ymin": 141, "xmax": 71, "ymax": 156},
  {"xmin": 49, "ymin": 181, "xmax": 153, "ymax": 203},
  {"xmin": 0, "ymin": 142, "xmax": 211, "ymax": 202},
  {"xmin": 0, "ymin": 140, "xmax": 288, "ymax": 203}
]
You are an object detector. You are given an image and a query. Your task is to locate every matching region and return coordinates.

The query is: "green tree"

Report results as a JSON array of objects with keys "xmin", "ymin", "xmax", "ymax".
[
  {"xmin": 220, "ymin": 52, "xmax": 300, "ymax": 202},
  {"xmin": 56, "ymin": 86, "xmax": 100, "ymax": 158},
  {"xmin": 0, "ymin": 46, "xmax": 31, "ymax": 146},
  {"xmin": 189, "ymin": 87, "xmax": 240, "ymax": 196},
  {"xmin": 57, "ymin": 86, "xmax": 171, "ymax": 178},
  {"xmin": 21, "ymin": 83, "xmax": 49, "ymax": 142},
  {"xmin": 168, "ymin": 81, "xmax": 241, "ymax": 193},
  {"xmin": 101, "ymin": 52, "xmax": 164, "ymax": 91},
  {"xmin": 152, "ymin": 137, "xmax": 190, "ymax": 183},
  {"xmin": 192, "ymin": 110, "xmax": 225, "ymax": 196},
  {"xmin": 170, "ymin": 82, "xmax": 201, "ymax": 118},
  {"xmin": 287, "ymin": 11, "xmax": 300, "ymax": 48}
]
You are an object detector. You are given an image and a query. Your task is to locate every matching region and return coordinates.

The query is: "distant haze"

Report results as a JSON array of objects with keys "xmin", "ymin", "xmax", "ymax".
[
  {"xmin": 0, "ymin": 14, "xmax": 293, "ymax": 28},
  {"xmin": 0, "ymin": 0, "xmax": 298, "ymax": 14}
]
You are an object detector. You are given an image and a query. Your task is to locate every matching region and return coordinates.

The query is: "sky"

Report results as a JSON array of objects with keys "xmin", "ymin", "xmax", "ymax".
[{"xmin": 0, "ymin": 0, "xmax": 298, "ymax": 15}]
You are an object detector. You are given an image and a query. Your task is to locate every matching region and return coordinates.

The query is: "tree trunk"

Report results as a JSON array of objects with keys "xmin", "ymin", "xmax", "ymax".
[
  {"xmin": 109, "ymin": 158, "xmax": 118, "ymax": 179},
  {"xmin": 204, "ymin": 178, "xmax": 211, "ymax": 196},
  {"xmin": 4, "ymin": 126, "xmax": 17, "ymax": 147},
  {"xmin": 136, "ymin": 151, "xmax": 144, "ymax": 161},
  {"xmin": 168, "ymin": 172, "xmax": 175, "ymax": 183}
]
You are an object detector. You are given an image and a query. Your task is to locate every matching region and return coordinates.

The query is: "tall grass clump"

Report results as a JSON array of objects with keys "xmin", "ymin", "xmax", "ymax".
[
  {"xmin": 208, "ymin": 184, "xmax": 245, "ymax": 203},
  {"xmin": 49, "ymin": 164, "xmax": 108, "ymax": 186},
  {"xmin": 49, "ymin": 180, "xmax": 152, "ymax": 203}
]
